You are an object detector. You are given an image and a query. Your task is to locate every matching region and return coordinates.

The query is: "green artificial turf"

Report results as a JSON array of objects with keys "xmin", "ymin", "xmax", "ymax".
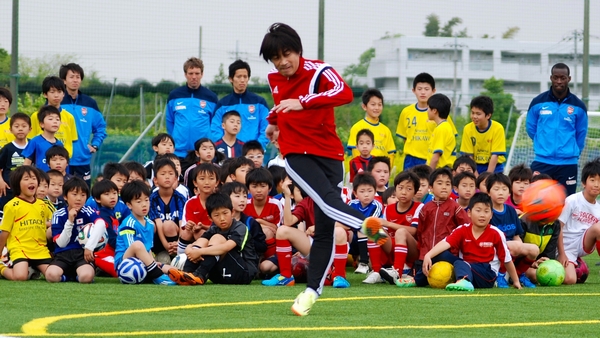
[{"xmin": 2, "ymin": 256, "xmax": 600, "ymax": 338}]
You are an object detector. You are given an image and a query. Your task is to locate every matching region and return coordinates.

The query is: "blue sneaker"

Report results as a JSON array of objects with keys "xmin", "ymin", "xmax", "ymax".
[
  {"xmin": 153, "ymin": 274, "xmax": 177, "ymax": 285},
  {"xmin": 262, "ymin": 274, "xmax": 295, "ymax": 286},
  {"xmin": 496, "ymin": 272, "xmax": 509, "ymax": 288},
  {"xmin": 446, "ymin": 278, "xmax": 474, "ymax": 292},
  {"xmin": 519, "ymin": 273, "xmax": 536, "ymax": 288},
  {"xmin": 332, "ymin": 276, "xmax": 350, "ymax": 288}
]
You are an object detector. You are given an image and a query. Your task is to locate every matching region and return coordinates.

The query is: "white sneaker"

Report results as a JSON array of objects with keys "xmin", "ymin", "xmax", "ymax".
[
  {"xmin": 354, "ymin": 262, "xmax": 370, "ymax": 274},
  {"xmin": 379, "ymin": 267, "xmax": 400, "ymax": 285},
  {"xmin": 362, "ymin": 271, "xmax": 384, "ymax": 284},
  {"xmin": 291, "ymin": 290, "xmax": 317, "ymax": 316}
]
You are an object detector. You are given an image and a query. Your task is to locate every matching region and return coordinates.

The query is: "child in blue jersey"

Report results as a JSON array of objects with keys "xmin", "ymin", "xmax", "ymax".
[
  {"xmin": 114, "ymin": 180, "xmax": 175, "ymax": 285},
  {"xmin": 144, "ymin": 133, "xmax": 175, "ymax": 185},
  {"xmin": 46, "ymin": 145, "xmax": 71, "ymax": 180},
  {"xmin": 45, "ymin": 177, "xmax": 106, "ymax": 283},
  {"xmin": 348, "ymin": 173, "xmax": 383, "ymax": 281},
  {"xmin": 215, "ymin": 110, "xmax": 244, "ymax": 160},
  {"xmin": 85, "ymin": 162, "xmax": 131, "ymax": 223},
  {"xmin": 91, "ymin": 179, "xmax": 120, "ymax": 277},
  {"xmin": 486, "ymin": 173, "xmax": 539, "ymax": 288},
  {"xmin": 168, "ymin": 192, "xmax": 258, "ymax": 285},
  {"xmin": 149, "ymin": 158, "xmax": 186, "ymax": 261},
  {"xmin": 22, "ymin": 106, "xmax": 63, "ymax": 172},
  {"xmin": 410, "ymin": 164, "xmax": 434, "ymax": 204}
]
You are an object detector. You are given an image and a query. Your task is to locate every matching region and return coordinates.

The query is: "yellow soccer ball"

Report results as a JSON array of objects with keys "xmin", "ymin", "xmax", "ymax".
[{"xmin": 427, "ymin": 261, "xmax": 455, "ymax": 289}]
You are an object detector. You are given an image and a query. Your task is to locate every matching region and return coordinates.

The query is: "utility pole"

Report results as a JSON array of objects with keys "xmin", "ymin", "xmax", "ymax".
[
  {"xmin": 582, "ymin": 0, "xmax": 590, "ymax": 106},
  {"xmin": 199, "ymin": 26, "xmax": 202, "ymax": 59},
  {"xmin": 227, "ymin": 41, "xmax": 248, "ymax": 61},
  {"xmin": 10, "ymin": 0, "xmax": 19, "ymax": 114},
  {"xmin": 573, "ymin": 30, "xmax": 578, "ymax": 94},
  {"xmin": 318, "ymin": 0, "xmax": 324, "ymax": 60},
  {"xmin": 445, "ymin": 35, "xmax": 467, "ymax": 119}
]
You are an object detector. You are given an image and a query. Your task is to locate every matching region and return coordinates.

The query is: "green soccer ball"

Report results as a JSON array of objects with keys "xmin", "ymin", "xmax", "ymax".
[{"xmin": 536, "ymin": 259, "xmax": 565, "ymax": 286}]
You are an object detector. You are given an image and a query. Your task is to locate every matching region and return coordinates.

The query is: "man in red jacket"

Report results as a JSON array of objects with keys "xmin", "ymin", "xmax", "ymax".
[{"xmin": 260, "ymin": 22, "xmax": 387, "ymax": 316}]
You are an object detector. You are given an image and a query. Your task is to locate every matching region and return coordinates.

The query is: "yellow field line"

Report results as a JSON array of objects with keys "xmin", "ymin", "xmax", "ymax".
[{"xmin": 14, "ymin": 292, "xmax": 600, "ymax": 336}]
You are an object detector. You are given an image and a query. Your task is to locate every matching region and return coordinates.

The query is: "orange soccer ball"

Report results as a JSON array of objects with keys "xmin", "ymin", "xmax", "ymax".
[{"xmin": 522, "ymin": 179, "xmax": 566, "ymax": 223}]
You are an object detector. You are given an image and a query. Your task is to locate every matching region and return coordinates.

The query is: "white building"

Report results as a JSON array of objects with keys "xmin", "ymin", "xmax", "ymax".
[{"xmin": 367, "ymin": 36, "xmax": 600, "ymax": 113}]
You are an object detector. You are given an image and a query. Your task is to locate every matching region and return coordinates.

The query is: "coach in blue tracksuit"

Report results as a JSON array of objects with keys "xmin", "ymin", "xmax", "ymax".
[
  {"xmin": 60, "ymin": 63, "xmax": 107, "ymax": 186},
  {"xmin": 526, "ymin": 62, "xmax": 587, "ymax": 196},
  {"xmin": 210, "ymin": 60, "xmax": 270, "ymax": 149},
  {"xmin": 166, "ymin": 58, "xmax": 218, "ymax": 158}
]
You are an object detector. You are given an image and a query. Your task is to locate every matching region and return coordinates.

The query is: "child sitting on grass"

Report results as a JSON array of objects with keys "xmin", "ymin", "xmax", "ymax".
[{"xmin": 423, "ymin": 192, "xmax": 522, "ymax": 291}]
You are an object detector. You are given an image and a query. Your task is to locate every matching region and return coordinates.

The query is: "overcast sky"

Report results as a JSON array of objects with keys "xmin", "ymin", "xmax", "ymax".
[{"xmin": 1, "ymin": 0, "xmax": 598, "ymax": 85}]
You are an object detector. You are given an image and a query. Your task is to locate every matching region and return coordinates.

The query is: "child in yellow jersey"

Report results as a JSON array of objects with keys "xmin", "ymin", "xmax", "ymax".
[
  {"xmin": 0, "ymin": 166, "xmax": 52, "ymax": 280},
  {"xmin": 397, "ymin": 73, "xmax": 458, "ymax": 171},
  {"xmin": 426, "ymin": 94, "xmax": 456, "ymax": 169},
  {"xmin": 0, "ymin": 88, "xmax": 15, "ymax": 149},
  {"xmin": 460, "ymin": 96, "xmax": 506, "ymax": 174},
  {"xmin": 28, "ymin": 76, "xmax": 78, "ymax": 157},
  {"xmin": 347, "ymin": 89, "xmax": 396, "ymax": 163}
]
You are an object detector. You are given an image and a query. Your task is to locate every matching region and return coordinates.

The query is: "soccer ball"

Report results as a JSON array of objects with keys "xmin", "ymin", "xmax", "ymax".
[
  {"xmin": 522, "ymin": 179, "xmax": 566, "ymax": 223},
  {"xmin": 170, "ymin": 253, "xmax": 188, "ymax": 270},
  {"xmin": 427, "ymin": 261, "xmax": 455, "ymax": 289},
  {"xmin": 536, "ymin": 259, "xmax": 565, "ymax": 286},
  {"xmin": 291, "ymin": 256, "xmax": 309, "ymax": 283},
  {"xmin": 575, "ymin": 257, "xmax": 589, "ymax": 284},
  {"xmin": 77, "ymin": 223, "xmax": 108, "ymax": 251},
  {"xmin": 117, "ymin": 257, "xmax": 147, "ymax": 284}
]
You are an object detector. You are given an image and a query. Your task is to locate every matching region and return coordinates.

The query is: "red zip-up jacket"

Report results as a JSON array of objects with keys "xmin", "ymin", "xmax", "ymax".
[
  {"xmin": 416, "ymin": 198, "xmax": 470, "ymax": 260},
  {"xmin": 266, "ymin": 57, "xmax": 353, "ymax": 161}
]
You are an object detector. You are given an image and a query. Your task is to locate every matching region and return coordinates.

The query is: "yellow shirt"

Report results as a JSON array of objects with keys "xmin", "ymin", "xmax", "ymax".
[
  {"xmin": 347, "ymin": 118, "xmax": 396, "ymax": 159},
  {"xmin": 460, "ymin": 120, "xmax": 506, "ymax": 165},
  {"xmin": 426, "ymin": 120, "xmax": 456, "ymax": 169},
  {"xmin": 397, "ymin": 104, "xmax": 458, "ymax": 160},
  {"xmin": 0, "ymin": 116, "xmax": 15, "ymax": 150},
  {"xmin": 0, "ymin": 197, "xmax": 52, "ymax": 260},
  {"xmin": 29, "ymin": 108, "xmax": 78, "ymax": 157}
]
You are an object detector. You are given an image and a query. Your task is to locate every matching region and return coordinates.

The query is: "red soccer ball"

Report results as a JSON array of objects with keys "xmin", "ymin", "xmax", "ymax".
[
  {"xmin": 291, "ymin": 256, "xmax": 309, "ymax": 283},
  {"xmin": 576, "ymin": 257, "xmax": 589, "ymax": 284},
  {"xmin": 522, "ymin": 179, "xmax": 566, "ymax": 223}
]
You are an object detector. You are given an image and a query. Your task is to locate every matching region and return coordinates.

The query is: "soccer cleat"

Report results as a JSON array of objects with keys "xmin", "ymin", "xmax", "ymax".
[
  {"xmin": 379, "ymin": 267, "xmax": 400, "ymax": 285},
  {"xmin": 496, "ymin": 272, "xmax": 509, "ymax": 289},
  {"xmin": 354, "ymin": 262, "xmax": 370, "ymax": 274},
  {"xmin": 261, "ymin": 274, "xmax": 295, "ymax": 286},
  {"xmin": 362, "ymin": 271, "xmax": 384, "ymax": 284},
  {"xmin": 519, "ymin": 273, "xmax": 537, "ymax": 288},
  {"xmin": 291, "ymin": 290, "xmax": 317, "ymax": 316},
  {"xmin": 332, "ymin": 276, "xmax": 350, "ymax": 288},
  {"xmin": 446, "ymin": 278, "xmax": 474, "ymax": 292},
  {"xmin": 153, "ymin": 274, "xmax": 177, "ymax": 286},
  {"xmin": 361, "ymin": 217, "xmax": 388, "ymax": 246},
  {"xmin": 168, "ymin": 268, "xmax": 204, "ymax": 285},
  {"xmin": 396, "ymin": 275, "xmax": 416, "ymax": 287}
]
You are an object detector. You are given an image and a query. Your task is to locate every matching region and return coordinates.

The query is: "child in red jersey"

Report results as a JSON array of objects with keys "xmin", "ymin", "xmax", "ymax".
[
  {"xmin": 179, "ymin": 164, "xmax": 220, "ymax": 253},
  {"xmin": 244, "ymin": 167, "xmax": 282, "ymax": 258},
  {"xmin": 260, "ymin": 22, "xmax": 386, "ymax": 316},
  {"xmin": 423, "ymin": 192, "xmax": 522, "ymax": 291},
  {"xmin": 414, "ymin": 167, "xmax": 470, "ymax": 287},
  {"xmin": 348, "ymin": 129, "xmax": 373, "ymax": 184},
  {"xmin": 377, "ymin": 171, "xmax": 424, "ymax": 287}
]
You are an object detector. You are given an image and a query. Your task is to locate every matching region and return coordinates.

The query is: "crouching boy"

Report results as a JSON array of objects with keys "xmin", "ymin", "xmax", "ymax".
[{"xmin": 168, "ymin": 193, "xmax": 258, "ymax": 285}]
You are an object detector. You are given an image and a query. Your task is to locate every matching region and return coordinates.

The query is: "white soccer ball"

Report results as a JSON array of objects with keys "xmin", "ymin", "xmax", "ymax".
[
  {"xmin": 170, "ymin": 253, "xmax": 187, "ymax": 270},
  {"xmin": 117, "ymin": 257, "xmax": 147, "ymax": 284},
  {"xmin": 77, "ymin": 223, "xmax": 108, "ymax": 251}
]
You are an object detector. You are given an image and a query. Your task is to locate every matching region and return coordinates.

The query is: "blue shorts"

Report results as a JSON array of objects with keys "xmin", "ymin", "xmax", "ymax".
[
  {"xmin": 476, "ymin": 163, "xmax": 504, "ymax": 174},
  {"xmin": 530, "ymin": 161, "xmax": 578, "ymax": 196},
  {"xmin": 404, "ymin": 154, "xmax": 427, "ymax": 171}
]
